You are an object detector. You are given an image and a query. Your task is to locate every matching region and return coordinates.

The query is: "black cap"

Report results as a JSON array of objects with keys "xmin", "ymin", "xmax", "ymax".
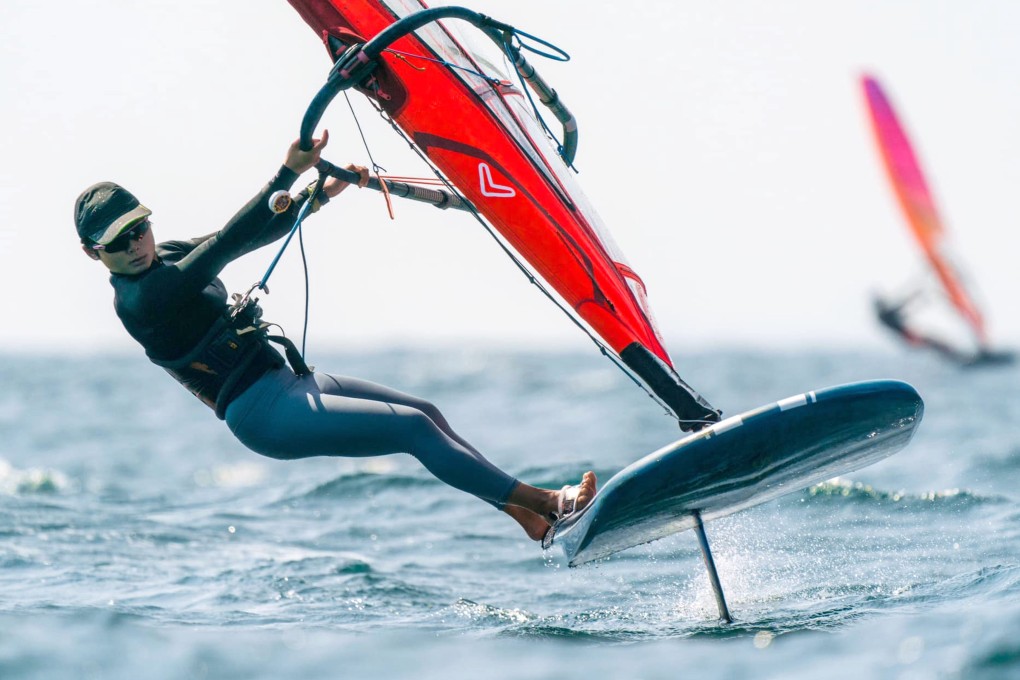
[{"xmin": 74, "ymin": 182, "xmax": 152, "ymax": 245}]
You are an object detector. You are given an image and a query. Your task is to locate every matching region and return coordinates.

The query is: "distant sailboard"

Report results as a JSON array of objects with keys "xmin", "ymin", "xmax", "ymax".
[
  {"xmin": 273, "ymin": 3, "xmax": 927, "ymax": 622},
  {"xmin": 860, "ymin": 74, "xmax": 1014, "ymax": 366}
]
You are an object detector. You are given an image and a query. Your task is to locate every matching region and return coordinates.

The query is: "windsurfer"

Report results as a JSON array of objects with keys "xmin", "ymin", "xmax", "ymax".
[
  {"xmin": 75, "ymin": 131, "xmax": 595, "ymax": 543},
  {"xmin": 872, "ymin": 294, "xmax": 968, "ymax": 363}
]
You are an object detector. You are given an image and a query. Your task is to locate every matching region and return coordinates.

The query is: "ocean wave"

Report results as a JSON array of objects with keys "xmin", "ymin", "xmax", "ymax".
[
  {"xmin": 910, "ymin": 563, "xmax": 1020, "ymax": 603},
  {"xmin": 435, "ymin": 600, "xmax": 643, "ymax": 641},
  {"xmin": 804, "ymin": 478, "xmax": 1003, "ymax": 508},
  {"xmin": 191, "ymin": 462, "xmax": 267, "ymax": 489},
  {"xmin": 0, "ymin": 458, "xmax": 74, "ymax": 495},
  {"xmin": 445, "ymin": 598, "xmax": 536, "ymax": 626},
  {"xmin": 287, "ymin": 469, "xmax": 437, "ymax": 504}
]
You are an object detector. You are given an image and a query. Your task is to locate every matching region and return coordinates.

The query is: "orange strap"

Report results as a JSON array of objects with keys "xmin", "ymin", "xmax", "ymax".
[{"xmin": 377, "ymin": 171, "xmax": 395, "ymax": 220}]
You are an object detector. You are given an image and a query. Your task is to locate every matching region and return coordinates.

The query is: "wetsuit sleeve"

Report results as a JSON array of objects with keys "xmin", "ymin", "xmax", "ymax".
[
  {"xmin": 131, "ymin": 166, "xmax": 303, "ymax": 311},
  {"xmin": 216, "ymin": 165, "xmax": 303, "ymax": 256}
]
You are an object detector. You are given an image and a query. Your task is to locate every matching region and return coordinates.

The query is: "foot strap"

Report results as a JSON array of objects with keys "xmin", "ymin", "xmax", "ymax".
[
  {"xmin": 547, "ymin": 484, "xmax": 579, "ymax": 523},
  {"xmin": 541, "ymin": 522, "xmax": 558, "ymax": 550}
]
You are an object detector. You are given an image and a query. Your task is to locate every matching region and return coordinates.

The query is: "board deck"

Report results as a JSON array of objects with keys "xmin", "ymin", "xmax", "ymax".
[{"xmin": 549, "ymin": 380, "xmax": 924, "ymax": 566}]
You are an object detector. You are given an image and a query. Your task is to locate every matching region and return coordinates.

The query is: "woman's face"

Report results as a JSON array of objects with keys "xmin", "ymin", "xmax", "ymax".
[{"xmin": 88, "ymin": 220, "xmax": 157, "ymax": 275}]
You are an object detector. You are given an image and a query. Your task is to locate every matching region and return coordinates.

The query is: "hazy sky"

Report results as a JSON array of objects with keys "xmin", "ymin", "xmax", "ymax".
[{"xmin": 2, "ymin": 1, "xmax": 1017, "ymax": 356}]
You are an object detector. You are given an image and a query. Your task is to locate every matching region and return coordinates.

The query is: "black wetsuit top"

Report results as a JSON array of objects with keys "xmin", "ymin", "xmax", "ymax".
[{"xmin": 110, "ymin": 165, "xmax": 306, "ymax": 409}]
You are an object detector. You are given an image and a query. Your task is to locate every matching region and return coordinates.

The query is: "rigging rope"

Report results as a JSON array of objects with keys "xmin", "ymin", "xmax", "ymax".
[
  {"xmin": 382, "ymin": 48, "xmax": 506, "ymax": 86},
  {"xmin": 385, "ymin": 27, "xmax": 575, "ymax": 164},
  {"xmin": 497, "ymin": 35, "xmax": 569, "ymax": 166}
]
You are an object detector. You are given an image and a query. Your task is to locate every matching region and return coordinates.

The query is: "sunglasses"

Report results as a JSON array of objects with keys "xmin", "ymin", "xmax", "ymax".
[{"xmin": 92, "ymin": 220, "xmax": 151, "ymax": 253}]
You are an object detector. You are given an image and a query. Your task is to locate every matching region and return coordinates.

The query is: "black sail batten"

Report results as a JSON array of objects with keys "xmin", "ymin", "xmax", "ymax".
[{"xmin": 620, "ymin": 343, "xmax": 721, "ymax": 429}]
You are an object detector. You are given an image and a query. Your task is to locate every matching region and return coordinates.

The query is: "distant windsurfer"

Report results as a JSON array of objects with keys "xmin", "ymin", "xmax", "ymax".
[
  {"xmin": 864, "ymin": 76, "xmax": 1015, "ymax": 369},
  {"xmin": 873, "ymin": 294, "xmax": 973, "ymax": 364},
  {"xmin": 75, "ymin": 131, "xmax": 595, "ymax": 544}
]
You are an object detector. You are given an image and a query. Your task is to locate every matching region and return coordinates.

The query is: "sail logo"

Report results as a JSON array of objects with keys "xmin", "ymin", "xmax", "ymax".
[{"xmin": 478, "ymin": 163, "xmax": 516, "ymax": 198}]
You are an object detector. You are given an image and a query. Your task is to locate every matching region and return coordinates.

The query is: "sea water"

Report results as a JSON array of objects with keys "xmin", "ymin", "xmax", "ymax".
[{"xmin": 1, "ymin": 348, "xmax": 1018, "ymax": 679}]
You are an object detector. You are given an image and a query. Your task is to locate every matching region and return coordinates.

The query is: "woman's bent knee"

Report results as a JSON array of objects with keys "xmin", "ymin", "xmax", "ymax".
[{"xmin": 407, "ymin": 399, "xmax": 446, "ymax": 427}]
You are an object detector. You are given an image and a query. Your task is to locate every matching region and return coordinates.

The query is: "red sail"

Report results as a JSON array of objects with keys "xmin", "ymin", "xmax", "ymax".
[{"xmin": 286, "ymin": 1, "xmax": 719, "ymax": 426}]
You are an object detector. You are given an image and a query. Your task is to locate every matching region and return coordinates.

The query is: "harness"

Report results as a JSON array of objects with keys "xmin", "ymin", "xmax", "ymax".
[{"xmin": 151, "ymin": 295, "xmax": 310, "ymax": 419}]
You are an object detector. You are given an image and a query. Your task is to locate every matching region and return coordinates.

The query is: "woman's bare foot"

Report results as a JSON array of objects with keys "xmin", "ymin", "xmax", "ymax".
[
  {"xmin": 503, "ymin": 471, "xmax": 598, "ymax": 541},
  {"xmin": 504, "ymin": 505, "xmax": 551, "ymax": 541}
]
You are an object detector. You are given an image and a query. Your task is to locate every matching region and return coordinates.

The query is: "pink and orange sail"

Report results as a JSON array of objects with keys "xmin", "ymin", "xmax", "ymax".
[{"xmin": 860, "ymin": 74, "xmax": 987, "ymax": 345}]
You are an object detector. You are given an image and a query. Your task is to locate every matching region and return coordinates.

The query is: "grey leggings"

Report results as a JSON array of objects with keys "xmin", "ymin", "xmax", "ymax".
[{"xmin": 224, "ymin": 368, "xmax": 519, "ymax": 508}]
